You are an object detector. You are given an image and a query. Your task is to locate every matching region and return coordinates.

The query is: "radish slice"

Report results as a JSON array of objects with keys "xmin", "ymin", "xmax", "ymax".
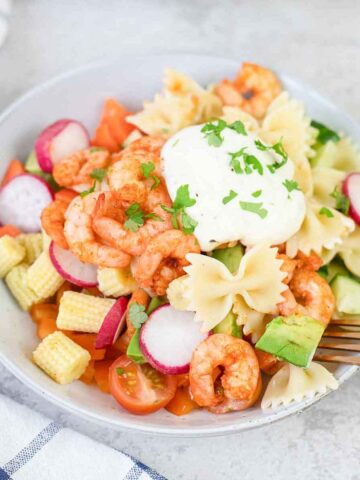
[
  {"xmin": 140, "ymin": 304, "xmax": 207, "ymax": 375},
  {"xmin": 35, "ymin": 119, "xmax": 89, "ymax": 173},
  {"xmin": 0, "ymin": 174, "xmax": 53, "ymax": 232},
  {"xmin": 343, "ymin": 173, "xmax": 360, "ymax": 225},
  {"xmin": 95, "ymin": 297, "xmax": 129, "ymax": 349},
  {"xmin": 49, "ymin": 241, "xmax": 98, "ymax": 287}
]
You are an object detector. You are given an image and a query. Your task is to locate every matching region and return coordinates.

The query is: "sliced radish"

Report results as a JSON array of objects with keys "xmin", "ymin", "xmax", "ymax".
[
  {"xmin": 95, "ymin": 297, "xmax": 129, "ymax": 349},
  {"xmin": 0, "ymin": 174, "xmax": 53, "ymax": 232},
  {"xmin": 343, "ymin": 173, "xmax": 360, "ymax": 225},
  {"xmin": 49, "ymin": 241, "xmax": 98, "ymax": 287},
  {"xmin": 35, "ymin": 119, "xmax": 89, "ymax": 173},
  {"xmin": 140, "ymin": 304, "xmax": 207, "ymax": 375}
]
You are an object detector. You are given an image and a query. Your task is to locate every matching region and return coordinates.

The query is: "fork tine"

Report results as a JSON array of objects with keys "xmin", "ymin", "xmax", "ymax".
[
  {"xmin": 313, "ymin": 354, "xmax": 360, "ymax": 366},
  {"xmin": 318, "ymin": 342, "xmax": 360, "ymax": 352},
  {"xmin": 323, "ymin": 330, "xmax": 360, "ymax": 340},
  {"xmin": 330, "ymin": 318, "xmax": 360, "ymax": 326}
]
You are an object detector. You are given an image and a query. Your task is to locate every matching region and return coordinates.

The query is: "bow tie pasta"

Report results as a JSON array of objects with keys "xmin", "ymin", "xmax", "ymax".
[
  {"xmin": 312, "ymin": 167, "xmax": 346, "ymax": 208},
  {"xmin": 312, "ymin": 135, "xmax": 360, "ymax": 172},
  {"xmin": 261, "ymin": 362, "xmax": 338, "ymax": 410}
]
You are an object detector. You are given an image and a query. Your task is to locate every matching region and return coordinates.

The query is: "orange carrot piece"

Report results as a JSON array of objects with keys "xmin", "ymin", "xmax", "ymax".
[
  {"xmin": 1, "ymin": 159, "xmax": 25, "ymax": 187},
  {"xmin": 102, "ymin": 98, "xmax": 134, "ymax": 144},
  {"xmin": 54, "ymin": 189, "xmax": 78, "ymax": 204},
  {"xmin": 0, "ymin": 225, "xmax": 22, "ymax": 237},
  {"xmin": 82, "ymin": 286, "xmax": 103, "ymax": 297},
  {"xmin": 55, "ymin": 282, "xmax": 73, "ymax": 305},
  {"xmin": 255, "ymin": 349, "xmax": 282, "ymax": 375},
  {"xmin": 36, "ymin": 317, "xmax": 58, "ymax": 340},
  {"xmin": 105, "ymin": 334, "xmax": 128, "ymax": 360},
  {"xmin": 80, "ymin": 360, "xmax": 95, "ymax": 384},
  {"xmin": 166, "ymin": 387, "xmax": 198, "ymax": 416},
  {"xmin": 91, "ymin": 123, "xmax": 119, "ymax": 153},
  {"xmin": 30, "ymin": 303, "xmax": 58, "ymax": 324},
  {"xmin": 94, "ymin": 360, "xmax": 112, "ymax": 393},
  {"xmin": 66, "ymin": 332, "xmax": 106, "ymax": 361}
]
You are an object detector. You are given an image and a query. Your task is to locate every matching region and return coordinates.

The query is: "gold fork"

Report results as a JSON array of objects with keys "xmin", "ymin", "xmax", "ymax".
[{"xmin": 313, "ymin": 318, "xmax": 360, "ymax": 366}]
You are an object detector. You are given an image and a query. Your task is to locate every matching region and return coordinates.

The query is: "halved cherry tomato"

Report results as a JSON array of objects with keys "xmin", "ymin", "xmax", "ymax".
[
  {"xmin": 109, "ymin": 356, "xmax": 177, "ymax": 415},
  {"xmin": 166, "ymin": 387, "xmax": 198, "ymax": 416},
  {"xmin": 94, "ymin": 359, "xmax": 113, "ymax": 393}
]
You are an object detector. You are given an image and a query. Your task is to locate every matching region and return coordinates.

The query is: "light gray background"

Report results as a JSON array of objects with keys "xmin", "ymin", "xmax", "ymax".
[{"xmin": 1, "ymin": 1, "xmax": 360, "ymax": 479}]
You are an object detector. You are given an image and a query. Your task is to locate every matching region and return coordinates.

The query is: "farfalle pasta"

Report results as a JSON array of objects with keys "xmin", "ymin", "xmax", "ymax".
[
  {"xmin": 313, "ymin": 136, "xmax": 360, "ymax": 172},
  {"xmin": 233, "ymin": 295, "xmax": 267, "ymax": 342},
  {"xmin": 312, "ymin": 167, "xmax": 346, "ymax": 208},
  {"xmin": 261, "ymin": 362, "xmax": 338, "ymax": 410},
  {"xmin": 338, "ymin": 227, "xmax": 360, "ymax": 277}
]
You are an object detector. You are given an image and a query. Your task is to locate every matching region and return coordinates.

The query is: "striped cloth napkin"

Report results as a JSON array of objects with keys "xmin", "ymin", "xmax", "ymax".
[{"xmin": 0, "ymin": 394, "xmax": 166, "ymax": 480}]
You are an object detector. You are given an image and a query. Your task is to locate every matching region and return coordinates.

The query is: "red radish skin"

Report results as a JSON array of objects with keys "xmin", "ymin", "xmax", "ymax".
[
  {"xmin": 35, "ymin": 119, "xmax": 89, "ymax": 173},
  {"xmin": 343, "ymin": 173, "xmax": 360, "ymax": 225},
  {"xmin": 49, "ymin": 241, "xmax": 98, "ymax": 287},
  {"xmin": 95, "ymin": 297, "xmax": 129, "ymax": 349},
  {"xmin": 139, "ymin": 304, "xmax": 208, "ymax": 375},
  {"xmin": 0, "ymin": 174, "xmax": 53, "ymax": 232}
]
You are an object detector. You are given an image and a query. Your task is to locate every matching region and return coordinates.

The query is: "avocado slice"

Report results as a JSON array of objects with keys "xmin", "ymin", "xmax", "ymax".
[
  {"xmin": 256, "ymin": 315, "xmax": 325, "ymax": 367},
  {"xmin": 331, "ymin": 275, "xmax": 360, "ymax": 314},
  {"xmin": 319, "ymin": 258, "xmax": 350, "ymax": 283},
  {"xmin": 147, "ymin": 295, "xmax": 167, "ymax": 315},
  {"xmin": 210, "ymin": 244, "xmax": 243, "ymax": 273},
  {"xmin": 213, "ymin": 311, "xmax": 242, "ymax": 337},
  {"xmin": 126, "ymin": 329, "xmax": 146, "ymax": 364}
]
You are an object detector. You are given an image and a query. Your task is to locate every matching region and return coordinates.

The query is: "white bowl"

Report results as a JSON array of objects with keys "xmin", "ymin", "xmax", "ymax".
[{"xmin": 0, "ymin": 54, "xmax": 358, "ymax": 436}]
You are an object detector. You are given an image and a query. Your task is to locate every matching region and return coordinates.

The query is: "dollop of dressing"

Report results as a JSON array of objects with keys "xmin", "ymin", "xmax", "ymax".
[{"xmin": 161, "ymin": 124, "xmax": 306, "ymax": 251}]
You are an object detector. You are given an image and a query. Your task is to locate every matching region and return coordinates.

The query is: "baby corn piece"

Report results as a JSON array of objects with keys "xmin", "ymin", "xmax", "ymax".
[
  {"xmin": 41, "ymin": 228, "xmax": 52, "ymax": 251},
  {"xmin": 57, "ymin": 291, "xmax": 115, "ymax": 333},
  {"xmin": 18, "ymin": 233, "xmax": 43, "ymax": 264},
  {"xmin": 5, "ymin": 264, "xmax": 41, "ymax": 310},
  {"xmin": 33, "ymin": 331, "xmax": 90, "ymax": 384},
  {"xmin": 0, "ymin": 235, "xmax": 26, "ymax": 278},
  {"xmin": 97, "ymin": 266, "xmax": 137, "ymax": 298},
  {"xmin": 27, "ymin": 251, "xmax": 64, "ymax": 300}
]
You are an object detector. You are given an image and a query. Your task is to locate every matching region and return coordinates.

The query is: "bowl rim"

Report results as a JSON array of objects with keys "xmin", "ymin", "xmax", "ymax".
[{"xmin": 0, "ymin": 53, "xmax": 358, "ymax": 437}]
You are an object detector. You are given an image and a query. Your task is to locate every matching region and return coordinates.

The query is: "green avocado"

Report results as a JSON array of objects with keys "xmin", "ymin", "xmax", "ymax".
[
  {"xmin": 126, "ymin": 329, "xmax": 146, "ymax": 364},
  {"xmin": 331, "ymin": 275, "xmax": 360, "ymax": 314},
  {"xmin": 210, "ymin": 244, "xmax": 244, "ymax": 273},
  {"xmin": 147, "ymin": 296, "xmax": 167, "ymax": 315},
  {"xmin": 213, "ymin": 311, "xmax": 242, "ymax": 338},
  {"xmin": 319, "ymin": 258, "xmax": 350, "ymax": 283},
  {"xmin": 255, "ymin": 315, "xmax": 325, "ymax": 367}
]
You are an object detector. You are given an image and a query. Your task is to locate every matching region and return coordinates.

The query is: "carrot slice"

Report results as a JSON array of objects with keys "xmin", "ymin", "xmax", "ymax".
[
  {"xmin": 102, "ymin": 98, "xmax": 134, "ymax": 144},
  {"xmin": 1, "ymin": 159, "xmax": 25, "ymax": 187},
  {"xmin": 80, "ymin": 360, "xmax": 95, "ymax": 384},
  {"xmin": 91, "ymin": 123, "xmax": 119, "ymax": 153},
  {"xmin": 105, "ymin": 334, "xmax": 128, "ymax": 360},
  {"xmin": 54, "ymin": 189, "xmax": 78, "ymax": 204},
  {"xmin": 94, "ymin": 360, "xmax": 112, "ymax": 393},
  {"xmin": 166, "ymin": 387, "xmax": 198, "ymax": 416},
  {"xmin": 30, "ymin": 303, "xmax": 58, "ymax": 324},
  {"xmin": 36, "ymin": 317, "xmax": 58, "ymax": 340},
  {"xmin": 255, "ymin": 349, "xmax": 282, "ymax": 375},
  {"xmin": 66, "ymin": 332, "xmax": 106, "ymax": 361},
  {"xmin": 0, "ymin": 225, "xmax": 22, "ymax": 237}
]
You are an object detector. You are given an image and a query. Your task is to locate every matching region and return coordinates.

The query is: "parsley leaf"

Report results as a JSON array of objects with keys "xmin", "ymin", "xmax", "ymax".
[
  {"xmin": 239, "ymin": 201, "xmax": 268, "ymax": 219},
  {"xmin": 222, "ymin": 190, "xmax": 238, "ymax": 204},
  {"xmin": 283, "ymin": 179, "xmax": 300, "ymax": 193},
  {"xmin": 141, "ymin": 162, "xmax": 155, "ymax": 178},
  {"xmin": 116, "ymin": 367, "xmax": 125, "ymax": 376},
  {"xmin": 173, "ymin": 184, "xmax": 196, "ymax": 210},
  {"xmin": 128, "ymin": 302, "xmax": 148, "ymax": 328},
  {"xmin": 311, "ymin": 120, "xmax": 340, "ymax": 145},
  {"xmin": 181, "ymin": 211, "xmax": 198, "ymax": 234},
  {"xmin": 330, "ymin": 187, "xmax": 350, "ymax": 215},
  {"xmin": 252, "ymin": 189, "xmax": 262, "ymax": 198},
  {"xmin": 145, "ymin": 212, "xmax": 163, "ymax": 222},
  {"xmin": 90, "ymin": 168, "xmax": 107, "ymax": 182},
  {"xmin": 319, "ymin": 206, "xmax": 334, "ymax": 218},
  {"xmin": 228, "ymin": 148, "xmax": 263, "ymax": 175},
  {"xmin": 151, "ymin": 174, "xmax": 160, "ymax": 190},
  {"xmin": 254, "ymin": 139, "xmax": 288, "ymax": 173},
  {"xmin": 201, "ymin": 119, "xmax": 247, "ymax": 147},
  {"xmin": 228, "ymin": 120, "xmax": 247, "ymax": 135},
  {"xmin": 161, "ymin": 185, "xmax": 197, "ymax": 233},
  {"xmin": 124, "ymin": 203, "xmax": 163, "ymax": 231},
  {"xmin": 80, "ymin": 181, "xmax": 96, "ymax": 198}
]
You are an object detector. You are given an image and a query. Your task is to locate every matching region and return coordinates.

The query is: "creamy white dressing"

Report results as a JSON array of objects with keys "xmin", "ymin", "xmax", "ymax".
[{"xmin": 161, "ymin": 124, "xmax": 306, "ymax": 251}]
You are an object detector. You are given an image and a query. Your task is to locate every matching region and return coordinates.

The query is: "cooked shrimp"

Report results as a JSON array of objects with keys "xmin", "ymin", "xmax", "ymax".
[
  {"xmin": 189, "ymin": 334, "xmax": 260, "ymax": 411},
  {"xmin": 295, "ymin": 251, "xmax": 322, "ymax": 272},
  {"xmin": 64, "ymin": 193, "xmax": 131, "ymax": 268},
  {"xmin": 278, "ymin": 253, "xmax": 298, "ymax": 284},
  {"xmin": 123, "ymin": 288, "xmax": 150, "ymax": 343},
  {"xmin": 133, "ymin": 229, "xmax": 200, "ymax": 295},
  {"xmin": 109, "ymin": 136, "xmax": 165, "ymax": 206},
  {"xmin": 215, "ymin": 62, "xmax": 282, "ymax": 119},
  {"xmin": 278, "ymin": 269, "xmax": 335, "ymax": 326},
  {"xmin": 92, "ymin": 182, "xmax": 172, "ymax": 256},
  {"xmin": 41, "ymin": 189, "xmax": 78, "ymax": 249},
  {"xmin": 53, "ymin": 147, "xmax": 111, "ymax": 188}
]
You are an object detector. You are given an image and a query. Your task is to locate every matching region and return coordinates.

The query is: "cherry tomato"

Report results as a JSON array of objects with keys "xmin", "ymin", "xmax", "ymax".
[
  {"xmin": 166, "ymin": 387, "xmax": 198, "ymax": 416},
  {"xmin": 109, "ymin": 356, "xmax": 177, "ymax": 415}
]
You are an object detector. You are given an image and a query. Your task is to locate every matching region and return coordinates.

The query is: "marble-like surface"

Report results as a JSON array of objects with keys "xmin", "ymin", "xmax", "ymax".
[{"xmin": 1, "ymin": 1, "xmax": 360, "ymax": 478}]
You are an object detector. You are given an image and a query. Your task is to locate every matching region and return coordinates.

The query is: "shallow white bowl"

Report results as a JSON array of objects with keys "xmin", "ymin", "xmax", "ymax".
[{"xmin": 0, "ymin": 54, "xmax": 358, "ymax": 436}]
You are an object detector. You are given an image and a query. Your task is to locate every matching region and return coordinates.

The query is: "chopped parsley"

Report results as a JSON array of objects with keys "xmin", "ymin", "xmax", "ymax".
[
  {"xmin": 222, "ymin": 190, "xmax": 238, "ymax": 204},
  {"xmin": 330, "ymin": 187, "xmax": 350, "ymax": 215},
  {"xmin": 229, "ymin": 148, "xmax": 263, "ymax": 175},
  {"xmin": 255, "ymin": 139, "xmax": 288, "ymax": 173},
  {"xmin": 252, "ymin": 189, "xmax": 262, "ymax": 198},
  {"xmin": 90, "ymin": 168, "xmax": 107, "ymax": 182},
  {"xmin": 80, "ymin": 182, "xmax": 96, "ymax": 198},
  {"xmin": 239, "ymin": 201, "xmax": 268, "ymax": 219},
  {"xmin": 172, "ymin": 139, "xmax": 180, "ymax": 147},
  {"xmin": 116, "ymin": 367, "xmax": 125, "ymax": 376},
  {"xmin": 319, "ymin": 206, "xmax": 334, "ymax": 218},
  {"xmin": 128, "ymin": 302, "xmax": 148, "ymax": 328},
  {"xmin": 140, "ymin": 161, "xmax": 160, "ymax": 190},
  {"xmin": 283, "ymin": 179, "xmax": 300, "ymax": 193},
  {"xmin": 89, "ymin": 146, "xmax": 106, "ymax": 152},
  {"xmin": 311, "ymin": 120, "xmax": 340, "ymax": 145},
  {"xmin": 201, "ymin": 119, "xmax": 247, "ymax": 147},
  {"xmin": 124, "ymin": 203, "xmax": 163, "ymax": 232},
  {"xmin": 161, "ymin": 184, "xmax": 198, "ymax": 234}
]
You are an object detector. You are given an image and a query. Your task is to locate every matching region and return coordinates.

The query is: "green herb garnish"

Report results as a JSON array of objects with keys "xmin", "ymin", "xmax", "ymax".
[
  {"xmin": 255, "ymin": 139, "xmax": 288, "ymax": 173},
  {"xmin": 80, "ymin": 181, "xmax": 96, "ymax": 198},
  {"xmin": 128, "ymin": 302, "xmax": 148, "ymax": 328},
  {"xmin": 222, "ymin": 190, "xmax": 238, "ymax": 204},
  {"xmin": 228, "ymin": 148, "xmax": 263, "ymax": 175},
  {"xmin": 239, "ymin": 201, "xmax": 268, "ymax": 219},
  {"xmin": 252, "ymin": 190, "xmax": 262, "ymax": 198},
  {"xmin": 116, "ymin": 367, "xmax": 125, "ymax": 376},
  {"xmin": 319, "ymin": 206, "xmax": 334, "ymax": 218},
  {"xmin": 124, "ymin": 203, "xmax": 162, "ymax": 232},
  {"xmin": 201, "ymin": 119, "xmax": 247, "ymax": 147},
  {"xmin": 311, "ymin": 120, "xmax": 340, "ymax": 145},
  {"xmin": 161, "ymin": 184, "xmax": 197, "ymax": 233},
  {"xmin": 330, "ymin": 187, "xmax": 350, "ymax": 215},
  {"xmin": 90, "ymin": 168, "xmax": 107, "ymax": 182},
  {"xmin": 283, "ymin": 179, "xmax": 300, "ymax": 193},
  {"xmin": 141, "ymin": 161, "xmax": 160, "ymax": 190}
]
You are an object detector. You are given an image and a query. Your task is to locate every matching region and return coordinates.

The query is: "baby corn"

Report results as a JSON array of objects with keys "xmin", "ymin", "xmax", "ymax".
[
  {"xmin": 97, "ymin": 266, "xmax": 137, "ymax": 298},
  {"xmin": 0, "ymin": 235, "xmax": 26, "ymax": 278},
  {"xmin": 18, "ymin": 233, "xmax": 43, "ymax": 264},
  {"xmin": 27, "ymin": 251, "xmax": 64, "ymax": 300},
  {"xmin": 5, "ymin": 264, "xmax": 41, "ymax": 310}
]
